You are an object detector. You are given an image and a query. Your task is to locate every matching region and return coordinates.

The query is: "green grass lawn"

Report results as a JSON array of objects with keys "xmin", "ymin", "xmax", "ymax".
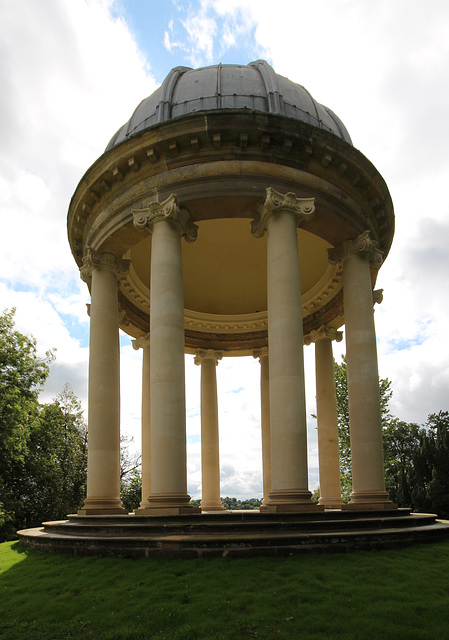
[{"xmin": 1, "ymin": 540, "xmax": 449, "ymax": 639}]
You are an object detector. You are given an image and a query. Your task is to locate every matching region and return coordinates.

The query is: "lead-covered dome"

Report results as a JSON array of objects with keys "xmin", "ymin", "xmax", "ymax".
[{"xmin": 106, "ymin": 60, "xmax": 352, "ymax": 150}]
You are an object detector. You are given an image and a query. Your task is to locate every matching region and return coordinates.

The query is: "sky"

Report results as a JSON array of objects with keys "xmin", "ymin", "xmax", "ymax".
[{"xmin": 1, "ymin": 0, "xmax": 449, "ymax": 500}]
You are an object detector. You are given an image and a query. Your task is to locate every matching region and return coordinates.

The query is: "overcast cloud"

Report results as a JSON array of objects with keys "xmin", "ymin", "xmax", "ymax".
[{"xmin": 1, "ymin": 0, "xmax": 448, "ymax": 499}]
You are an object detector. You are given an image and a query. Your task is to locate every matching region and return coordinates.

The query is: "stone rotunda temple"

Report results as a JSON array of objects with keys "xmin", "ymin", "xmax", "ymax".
[{"xmin": 68, "ymin": 60, "xmax": 396, "ymax": 517}]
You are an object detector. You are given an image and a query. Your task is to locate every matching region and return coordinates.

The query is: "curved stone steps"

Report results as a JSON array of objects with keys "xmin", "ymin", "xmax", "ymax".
[{"xmin": 17, "ymin": 510, "xmax": 449, "ymax": 557}]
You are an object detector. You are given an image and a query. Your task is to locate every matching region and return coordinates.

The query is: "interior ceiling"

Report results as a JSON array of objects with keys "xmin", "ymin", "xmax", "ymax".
[{"xmin": 130, "ymin": 218, "xmax": 331, "ymax": 315}]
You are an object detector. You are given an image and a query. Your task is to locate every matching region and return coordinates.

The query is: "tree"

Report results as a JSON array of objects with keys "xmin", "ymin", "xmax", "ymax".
[
  {"xmin": 412, "ymin": 411, "xmax": 449, "ymax": 517},
  {"xmin": 221, "ymin": 497, "xmax": 261, "ymax": 510},
  {"xmin": 120, "ymin": 470, "xmax": 142, "ymax": 512},
  {"xmin": 0, "ymin": 309, "xmax": 87, "ymax": 540},
  {"xmin": 20, "ymin": 386, "xmax": 88, "ymax": 527},
  {"xmin": 0, "ymin": 309, "xmax": 53, "ymax": 539},
  {"xmin": 119, "ymin": 435, "xmax": 142, "ymax": 512},
  {"xmin": 382, "ymin": 418, "xmax": 424, "ymax": 508}
]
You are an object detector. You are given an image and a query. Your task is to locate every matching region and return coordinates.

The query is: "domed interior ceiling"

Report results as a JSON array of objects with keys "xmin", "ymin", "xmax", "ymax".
[{"xmin": 129, "ymin": 219, "xmax": 331, "ymax": 316}]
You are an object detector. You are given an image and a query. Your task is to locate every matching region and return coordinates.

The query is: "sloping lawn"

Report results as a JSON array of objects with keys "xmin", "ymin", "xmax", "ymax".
[{"xmin": 1, "ymin": 539, "xmax": 449, "ymax": 639}]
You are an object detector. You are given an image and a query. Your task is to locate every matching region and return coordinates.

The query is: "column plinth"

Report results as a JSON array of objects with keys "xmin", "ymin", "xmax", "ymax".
[
  {"xmin": 132, "ymin": 195, "xmax": 199, "ymax": 515},
  {"xmin": 78, "ymin": 250, "xmax": 129, "ymax": 515},
  {"xmin": 195, "ymin": 349, "xmax": 225, "ymax": 512},
  {"xmin": 252, "ymin": 187, "xmax": 322, "ymax": 513},
  {"xmin": 329, "ymin": 231, "xmax": 395, "ymax": 510}
]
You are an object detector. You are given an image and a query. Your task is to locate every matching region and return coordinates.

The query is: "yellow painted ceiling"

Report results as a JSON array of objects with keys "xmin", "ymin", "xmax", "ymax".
[{"xmin": 130, "ymin": 218, "xmax": 331, "ymax": 315}]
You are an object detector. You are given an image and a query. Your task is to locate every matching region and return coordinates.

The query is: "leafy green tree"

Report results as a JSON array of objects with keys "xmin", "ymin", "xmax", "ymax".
[
  {"xmin": 119, "ymin": 435, "xmax": 142, "ymax": 511},
  {"xmin": 382, "ymin": 418, "xmax": 424, "ymax": 507},
  {"xmin": 221, "ymin": 497, "xmax": 261, "ymax": 510},
  {"xmin": 0, "ymin": 309, "xmax": 54, "ymax": 539},
  {"xmin": 411, "ymin": 411, "xmax": 449, "ymax": 517},
  {"xmin": 0, "ymin": 309, "xmax": 88, "ymax": 540},
  {"xmin": 120, "ymin": 470, "xmax": 142, "ymax": 512},
  {"xmin": 19, "ymin": 386, "xmax": 87, "ymax": 528}
]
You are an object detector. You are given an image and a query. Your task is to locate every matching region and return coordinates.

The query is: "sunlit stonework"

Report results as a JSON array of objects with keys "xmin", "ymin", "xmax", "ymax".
[{"xmin": 28, "ymin": 60, "xmax": 449, "ymax": 557}]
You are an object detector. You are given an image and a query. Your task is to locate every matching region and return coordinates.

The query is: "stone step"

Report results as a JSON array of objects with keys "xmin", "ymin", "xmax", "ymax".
[
  {"xmin": 42, "ymin": 512, "xmax": 437, "ymax": 538},
  {"xmin": 18, "ymin": 519, "xmax": 449, "ymax": 558}
]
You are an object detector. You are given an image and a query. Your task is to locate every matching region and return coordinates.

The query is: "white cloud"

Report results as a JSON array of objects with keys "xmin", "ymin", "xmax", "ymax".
[{"xmin": 0, "ymin": 0, "xmax": 157, "ymax": 290}]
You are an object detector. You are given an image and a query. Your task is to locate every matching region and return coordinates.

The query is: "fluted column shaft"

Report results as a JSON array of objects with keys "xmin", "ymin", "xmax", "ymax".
[
  {"xmin": 313, "ymin": 330, "xmax": 344, "ymax": 508},
  {"xmin": 331, "ymin": 231, "xmax": 393, "ymax": 509},
  {"xmin": 195, "ymin": 350, "xmax": 225, "ymax": 511},
  {"xmin": 132, "ymin": 195, "xmax": 199, "ymax": 514},
  {"xmin": 79, "ymin": 251, "xmax": 128, "ymax": 514},
  {"xmin": 252, "ymin": 187, "xmax": 321, "ymax": 512},
  {"xmin": 253, "ymin": 348, "xmax": 271, "ymax": 506}
]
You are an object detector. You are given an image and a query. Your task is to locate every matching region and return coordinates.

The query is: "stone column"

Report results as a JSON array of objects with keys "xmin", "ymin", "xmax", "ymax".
[
  {"xmin": 78, "ymin": 249, "xmax": 129, "ymax": 514},
  {"xmin": 133, "ymin": 195, "xmax": 200, "ymax": 515},
  {"xmin": 132, "ymin": 334, "xmax": 151, "ymax": 513},
  {"xmin": 329, "ymin": 231, "xmax": 394, "ymax": 509},
  {"xmin": 253, "ymin": 347, "xmax": 271, "ymax": 506},
  {"xmin": 252, "ymin": 187, "xmax": 322, "ymax": 513},
  {"xmin": 305, "ymin": 327, "xmax": 344, "ymax": 509},
  {"xmin": 194, "ymin": 349, "xmax": 225, "ymax": 512}
]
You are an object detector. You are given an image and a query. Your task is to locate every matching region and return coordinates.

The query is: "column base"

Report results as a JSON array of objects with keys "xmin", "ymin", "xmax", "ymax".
[
  {"xmin": 342, "ymin": 490, "xmax": 397, "ymax": 510},
  {"xmin": 78, "ymin": 497, "xmax": 128, "ymax": 515},
  {"xmin": 200, "ymin": 500, "xmax": 226, "ymax": 512},
  {"xmin": 260, "ymin": 489, "xmax": 324, "ymax": 513},
  {"xmin": 134, "ymin": 493, "xmax": 201, "ymax": 516},
  {"xmin": 318, "ymin": 496, "xmax": 345, "ymax": 509}
]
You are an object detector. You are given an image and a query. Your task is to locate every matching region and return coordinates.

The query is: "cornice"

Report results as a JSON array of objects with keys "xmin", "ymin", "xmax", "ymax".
[{"xmin": 68, "ymin": 112, "xmax": 394, "ymax": 265}]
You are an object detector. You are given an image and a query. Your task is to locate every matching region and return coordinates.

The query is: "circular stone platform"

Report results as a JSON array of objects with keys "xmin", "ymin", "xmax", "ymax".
[{"xmin": 18, "ymin": 511, "xmax": 449, "ymax": 558}]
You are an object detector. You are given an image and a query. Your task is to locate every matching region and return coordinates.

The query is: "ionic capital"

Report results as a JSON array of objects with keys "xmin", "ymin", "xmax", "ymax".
[
  {"xmin": 251, "ymin": 187, "xmax": 315, "ymax": 238},
  {"xmin": 118, "ymin": 307, "xmax": 130, "ymax": 327},
  {"xmin": 328, "ymin": 230, "xmax": 383, "ymax": 269},
  {"xmin": 252, "ymin": 347, "xmax": 269, "ymax": 362},
  {"xmin": 132, "ymin": 333, "xmax": 151, "ymax": 350},
  {"xmin": 80, "ymin": 248, "xmax": 130, "ymax": 283},
  {"xmin": 194, "ymin": 349, "xmax": 223, "ymax": 366},
  {"xmin": 373, "ymin": 289, "xmax": 383, "ymax": 305},
  {"xmin": 304, "ymin": 326, "xmax": 343, "ymax": 345},
  {"xmin": 132, "ymin": 194, "xmax": 198, "ymax": 242}
]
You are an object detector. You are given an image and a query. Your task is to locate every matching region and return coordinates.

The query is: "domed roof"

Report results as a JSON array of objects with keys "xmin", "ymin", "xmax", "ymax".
[{"xmin": 106, "ymin": 60, "xmax": 352, "ymax": 151}]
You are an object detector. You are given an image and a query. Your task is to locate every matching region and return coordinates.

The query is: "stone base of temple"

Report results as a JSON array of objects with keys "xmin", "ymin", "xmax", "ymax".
[
  {"xmin": 343, "ymin": 502, "xmax": 398, "ymax": 510},
  {"xmin": 134, "ymin": 506, "xmax": 201, "ymax": 516},
  {"xmin": 260, "ymin": 503, "xmax": 324, "ymax": 513},
  {"xmin": 17, "ymin": 509, "xmax": 449, "ymax": 558}
]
